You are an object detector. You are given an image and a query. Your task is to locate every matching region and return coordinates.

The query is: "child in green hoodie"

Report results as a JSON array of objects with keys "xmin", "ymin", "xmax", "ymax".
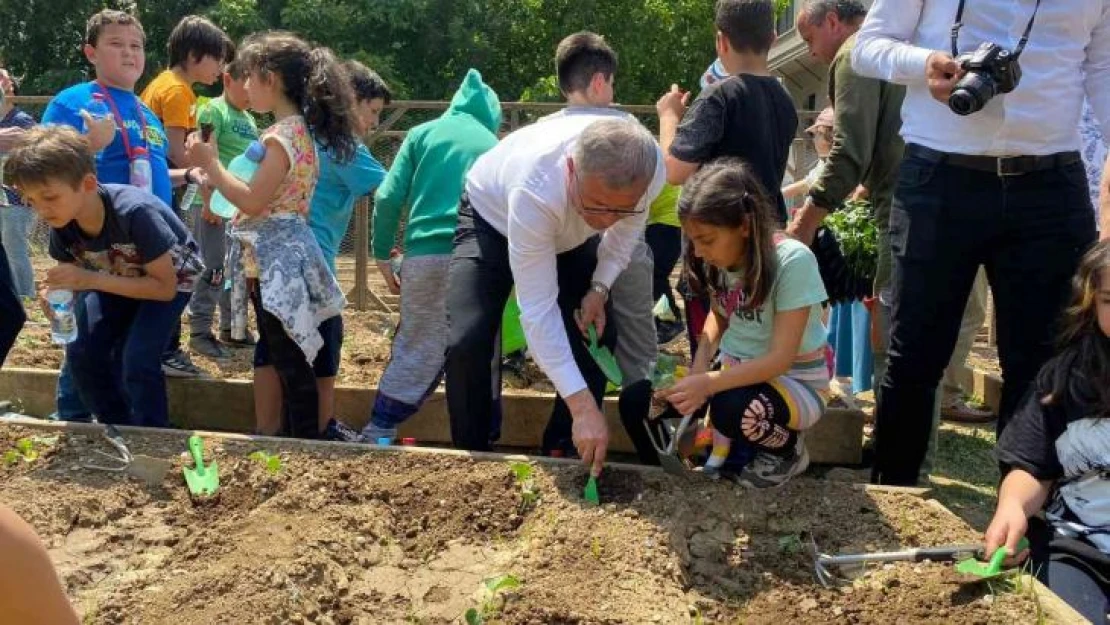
[{"xmin": 362, "ymin": 68, "xmax": 502, "ymax": 442}]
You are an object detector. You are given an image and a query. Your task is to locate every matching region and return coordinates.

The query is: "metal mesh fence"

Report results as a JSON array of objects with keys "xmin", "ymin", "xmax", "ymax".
[{"xmin": 10, "ymin": 96, "xmax": 819, "ymax": 309}]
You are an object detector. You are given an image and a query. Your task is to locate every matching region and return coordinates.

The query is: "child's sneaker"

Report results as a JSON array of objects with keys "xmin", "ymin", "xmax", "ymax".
[
  {"xmin": 162, "ymin": 349, "xmax": 203, "ymax": 378},
  {"xmin": 321, "ymin": 418, "xmax": 361, "ymax": 442},
  {"xmin": 358, "ymin": 422, "xmax": 398, "ymax": 445},
  {"xmin": 734, "ymin": 436, "xmax": 809, "ymax": 489}
]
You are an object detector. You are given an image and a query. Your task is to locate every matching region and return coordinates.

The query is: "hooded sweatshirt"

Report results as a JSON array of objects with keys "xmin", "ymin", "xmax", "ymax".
[{"xmin": 371, "ymin": 69, "xmax": 502, "ymax": 260}]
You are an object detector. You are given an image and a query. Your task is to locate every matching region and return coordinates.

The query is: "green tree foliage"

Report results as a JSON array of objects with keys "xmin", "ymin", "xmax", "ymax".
[{"xmin": 0, "ymin": 0, "xmax": 795, "ymax": 102}]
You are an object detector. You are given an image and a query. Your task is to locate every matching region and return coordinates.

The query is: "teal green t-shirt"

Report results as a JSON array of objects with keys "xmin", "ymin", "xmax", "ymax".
[
  {"xmin": 718, "ymin": 237, "xmax": 828, "ymax": 361},
  {"xmin": 198, "ymin": 96, "xmax": 259, "ymax": 167}
]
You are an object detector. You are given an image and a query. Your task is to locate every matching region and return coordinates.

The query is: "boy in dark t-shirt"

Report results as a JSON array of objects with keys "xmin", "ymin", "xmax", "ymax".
[
  {"xmin": 4, "ymin": 126, "xmax": 202, "ymax": 428},
  {"xmin": 657, "ymin": 0, "xmax": 798, "ymax": 224}
]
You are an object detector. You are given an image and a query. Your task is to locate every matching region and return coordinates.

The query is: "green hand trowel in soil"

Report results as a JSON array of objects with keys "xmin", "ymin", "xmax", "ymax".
[
  {"xmin": 584, "ymin": 474, "xmax": 600, "ymax": 505},
  {"xmin": 955, "ymin": 537, "xmax": 1030, "ymax": 580},
  {"xmin": 586, "ymin": 325, "xmax": 622, "ymax": 387},
  {"xmin": 183, "ymin": 435, "xmax": 220, "ymax": 497}
]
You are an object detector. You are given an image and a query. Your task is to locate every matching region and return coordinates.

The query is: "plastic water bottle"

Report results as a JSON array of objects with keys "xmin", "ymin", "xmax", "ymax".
[
  {"xmin": 81, "ymin": 93, "xmax": 111, "ymax": 133},
  {"xmin": 210, "ymin": 141, "xmax": 266, "ymax": 219},
  {"xmin": 178, "ymin": 123, "xmax": 214, "ymax": 211},
  {"xmin": 129, "ymin": 147, "xmax": 153, "ymax": 195},
  {"xmin": 47, "ymin": 290, "xmax": 78, "ymax": 344}
]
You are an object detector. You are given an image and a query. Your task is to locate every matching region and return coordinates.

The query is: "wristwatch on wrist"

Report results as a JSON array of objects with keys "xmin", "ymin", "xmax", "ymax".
[
  {"xmin": 589, "ymin": 281, "xmax": 609, "ymax": 300},
  {"xmin": 185, "ymin": 167, "xmax": 200, "ymax": 186}
]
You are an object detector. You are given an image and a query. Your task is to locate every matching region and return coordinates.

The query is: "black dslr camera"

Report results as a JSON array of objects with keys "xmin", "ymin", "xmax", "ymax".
[{"xmin": 948, "ymin": 42, "xmax": 1022, "ymax": 116}]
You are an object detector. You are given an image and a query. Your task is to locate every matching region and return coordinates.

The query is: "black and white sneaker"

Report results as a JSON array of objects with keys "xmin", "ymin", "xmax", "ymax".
[
  {"xmin": 734, "ymin": 436, "xmax": 809, "ymax": 489},
  {"xmin": 322, "ymin": 418, "xmax": 362, "ymax": 442},
  {"xmin": 161, "ymin": 350, "xmax": 203, "ymax": 378}
]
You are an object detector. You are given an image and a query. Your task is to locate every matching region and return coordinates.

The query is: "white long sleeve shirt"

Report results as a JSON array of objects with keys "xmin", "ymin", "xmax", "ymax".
[
  {"xmin": 852, "ymin": 0, "xmax": 1110, "ymax": 156},
  {"xmin": 464, "ymin": 113, "xmax": 665, "ymax": 398}
]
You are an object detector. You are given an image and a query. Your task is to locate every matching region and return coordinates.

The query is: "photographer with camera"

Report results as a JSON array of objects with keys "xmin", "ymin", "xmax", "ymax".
[{"xmin": 851, "ymin": 0, "xmax": 1107, "ymax": 486}]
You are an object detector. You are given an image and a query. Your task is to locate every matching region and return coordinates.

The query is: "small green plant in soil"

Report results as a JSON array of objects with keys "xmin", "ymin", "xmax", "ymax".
[
  {"xmin": 508, "ymin": 461, "xmax": 539, "ymax": 512},
  {"xmin": 777, "ymin": 534, "xmax": 804, "ymax": 556},
  {"xmin": 2, "ymin": 435, "xmax": 56, "ymax": 465},
  {"xmin": 464, "ymin": 574, "xmax": 521, "ymax": 625},
  {"xmin": 249, "ymin": 450, "xmax": 284, "ymax": 475}
]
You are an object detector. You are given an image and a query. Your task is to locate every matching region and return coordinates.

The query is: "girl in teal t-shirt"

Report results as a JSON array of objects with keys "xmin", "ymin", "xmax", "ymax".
[{"xmin": 657, "ymin": 159, "xmax": 830, "ymax": 488}]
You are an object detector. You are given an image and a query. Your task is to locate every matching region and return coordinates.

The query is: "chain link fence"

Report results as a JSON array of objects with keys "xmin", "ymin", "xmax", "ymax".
[{"xmin": 8, "ymin": 96, "xmax": 819, "ymax": 310}]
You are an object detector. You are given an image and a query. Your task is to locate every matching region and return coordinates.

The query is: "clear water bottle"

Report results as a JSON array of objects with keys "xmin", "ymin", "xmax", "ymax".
[
  {"xmin": 210, "ymin": 141, "xmax": 266, "ymax": 219},
  {"xmin": 129, "ymin": 147, "xmax": 153, "ymax": 195},
  {"xmin": 81, "ymin": 93, "xmax": 111, "ymax": 133},
  {"xmin": 47, "ymin": 290, "xmax": 78, "ymax": 344}
]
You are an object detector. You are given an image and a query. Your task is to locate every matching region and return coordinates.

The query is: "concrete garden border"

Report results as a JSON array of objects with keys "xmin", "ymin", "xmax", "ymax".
[{"xmin": 0, "ymin": 367, "xmax": 864, "ymax": 464}]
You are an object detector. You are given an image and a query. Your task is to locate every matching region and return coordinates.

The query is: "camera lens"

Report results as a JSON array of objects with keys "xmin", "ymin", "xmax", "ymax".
[{"xmin": 948, "ymin": 71, "xmax": 997, "ymax": 116}]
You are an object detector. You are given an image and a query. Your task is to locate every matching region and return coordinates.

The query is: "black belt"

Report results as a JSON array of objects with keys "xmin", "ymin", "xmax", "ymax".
[{"xmin": 906, "ymin": 143, "xmax": 1080, "ymax": 177}]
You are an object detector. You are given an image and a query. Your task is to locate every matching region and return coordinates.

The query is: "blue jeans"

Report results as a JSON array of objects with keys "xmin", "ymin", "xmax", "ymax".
[
  {"xmin": 67, "ymin": 290, "xmax": 190, "ymax": 428},
  {"xmin": 55, "ymin": 360, "xmax": 93, "ymax": 422},
  {"xmin": 0, "ymin": 206, "xmax": 35, "ymax": 299}
]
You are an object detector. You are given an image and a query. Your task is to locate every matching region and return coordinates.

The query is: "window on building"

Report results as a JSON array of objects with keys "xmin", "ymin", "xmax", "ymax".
[
  {"xmin": 806, "ymin": 93, "xmax": 817, "ymax": 110},
  {"xmin": 776, "ymin": 0, "xmax": 796, "ymax": 34}
]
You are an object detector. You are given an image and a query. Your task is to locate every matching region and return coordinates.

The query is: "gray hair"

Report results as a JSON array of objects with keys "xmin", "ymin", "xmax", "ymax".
[
  {"xmin": 800, "ymin": 0, "xmax": 867, "ymax": 26},
  {"xmin": 573, "ymin": 119, "xmax": 658, "ymax": 190}
]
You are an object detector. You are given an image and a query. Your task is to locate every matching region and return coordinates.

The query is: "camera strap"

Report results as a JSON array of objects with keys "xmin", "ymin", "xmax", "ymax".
[{"xmin": 950, "ymin": 0, "xmax": 1041, "ymax": 59}]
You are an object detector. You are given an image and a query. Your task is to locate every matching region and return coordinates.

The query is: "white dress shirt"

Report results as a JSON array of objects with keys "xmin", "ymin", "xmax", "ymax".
[
  {"xmin": 464, "ymin": 113, "xmax": 666, "ymax": 398},
  {"xmin": 852, "ymin": 0, "xmax": 1110, "ymax": 156}
]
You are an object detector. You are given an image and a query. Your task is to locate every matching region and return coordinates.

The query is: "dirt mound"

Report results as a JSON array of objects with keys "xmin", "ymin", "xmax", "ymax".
[{"xmin": 0, "ymin": 424, "xmax": 1046, "ymax": 624}]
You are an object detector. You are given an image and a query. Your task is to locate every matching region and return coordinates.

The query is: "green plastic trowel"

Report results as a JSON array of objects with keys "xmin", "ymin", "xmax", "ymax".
[
  {"xmin": 183, "ymin": 435, "xmax": 220, "ymax": 497},
  {"xmin": 586, "ymin": 325, "xmax": 622, "ymax": 386},
  {"xmin": 955, "ymin": 537, "xmax": 1030, "ymax": 580}
]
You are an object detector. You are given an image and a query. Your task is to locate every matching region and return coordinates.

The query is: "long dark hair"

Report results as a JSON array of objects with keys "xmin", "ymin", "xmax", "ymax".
[
  {"xmin": 678, "ymin": 158, "xmax": 778, "ymax": 311},
  {"xmin": 238, "ymin": 31, "xmax": 357, "ymax": 163},
  {"xmin": 1036, "ymin": 240, "xmax": 1110, "ymax": 417}
]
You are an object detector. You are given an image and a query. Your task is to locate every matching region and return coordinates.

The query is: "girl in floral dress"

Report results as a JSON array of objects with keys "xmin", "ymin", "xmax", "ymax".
[{"xmin": 188, "ymin": 32, "xmax": 357, "ymax": 438}]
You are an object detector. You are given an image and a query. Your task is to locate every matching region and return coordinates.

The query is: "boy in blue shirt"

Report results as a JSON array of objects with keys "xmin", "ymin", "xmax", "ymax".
[{"xmin": 5, "ymin": 126, "xmax": 202, "ymax": 428}]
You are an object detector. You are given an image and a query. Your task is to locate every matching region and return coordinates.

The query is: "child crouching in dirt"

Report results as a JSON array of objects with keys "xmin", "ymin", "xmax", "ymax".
[
  {"xmin": 655, "ymin": 159, "xmax": 829, "ymax": 488},
  {"xmin": 6, "ymin": 126, "xmax": 203, "ymax": 428},
  {"xmin": 983, "ymin": 240, "xmax": 1110, "ymax": 624},
  {"xmin": 187, "ymin": 32, "xmax": 353, "ymax": 440}
]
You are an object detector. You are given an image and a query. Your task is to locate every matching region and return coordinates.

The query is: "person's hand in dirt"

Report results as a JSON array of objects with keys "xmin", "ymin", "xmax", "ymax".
[
  {"xmin": 983, "ymin": 468, "xmax": 1051, "ymax": 566},
  {"xmin": 0, "ymin": 504, "xmax": 79, "ymax": 625},
  {"xmin": 46, "ymin": 263, "xmax": 97, "ymax": 292},
  {"xmin": 576, "ymin": 288, "xmax": 607, "ymax": 337},
  {"xmin": 376, "ymin": 260, "xmax": 401, "ymax": 295},
  {"xmin": 566, "ymin": 389, "xmax": 609, "ymax": 477},
  {"xmin": 655, "ymin": 372, "xmax": 713, "ymax": 416}
]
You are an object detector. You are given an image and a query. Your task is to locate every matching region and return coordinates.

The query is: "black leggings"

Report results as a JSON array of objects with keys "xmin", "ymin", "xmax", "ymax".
[
  {"xmin": 645, "ymin": 224, "xmax": 681, "ymax": 317},
  {"xmin": 250, "ymin": 281, "xmax": 318, "ymax": 438}
]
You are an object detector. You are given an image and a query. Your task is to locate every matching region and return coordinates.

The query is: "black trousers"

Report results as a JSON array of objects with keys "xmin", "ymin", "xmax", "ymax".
[
  {"xmin": 250, "ymin": 281, "xmax": 318, "ymax": 438},
  {"xmin": 645, "ymin": 223, "xmax": 682, "ymax": 316},
  {"xmin": 445, "ymin": 198, "xmax": 616, "ymax": 452},
  {"xmin": 0, "ymin": 241, "xmax": 25, "ymax": 366},
  {"xmin": 872, "ymin": 145, "xmax": 1097, "ymax": 485}
]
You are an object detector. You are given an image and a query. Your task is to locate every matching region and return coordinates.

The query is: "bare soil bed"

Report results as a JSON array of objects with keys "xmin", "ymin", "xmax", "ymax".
[{"xmin": 0, "ymin": 422, "xmax": 1050, "ymax": 624}]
